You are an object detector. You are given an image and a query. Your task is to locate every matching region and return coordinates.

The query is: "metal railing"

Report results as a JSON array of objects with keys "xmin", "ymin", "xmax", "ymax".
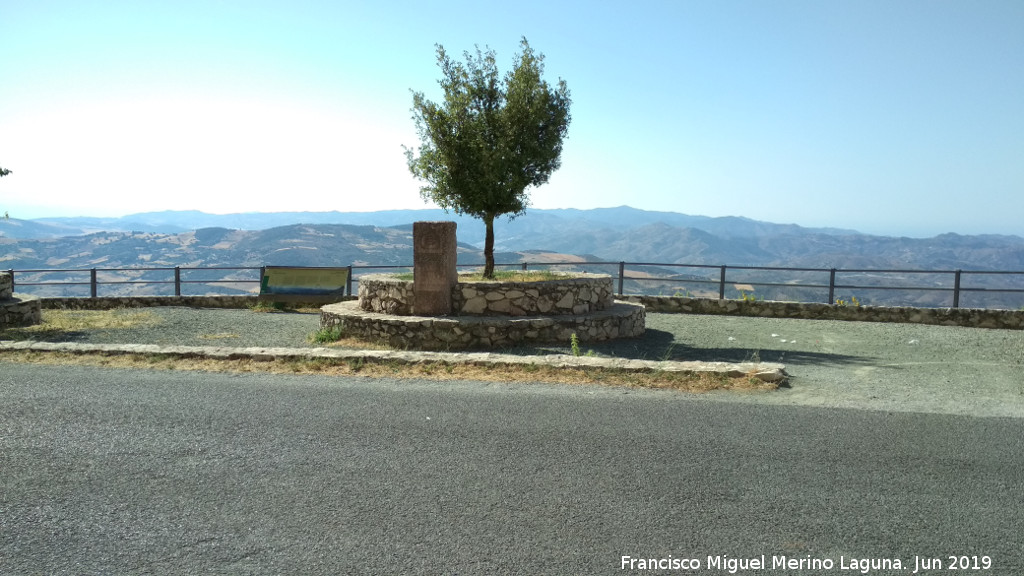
[{"xmin": 7, "ymin": 262, "xmax": 1024, "ymax": 309}]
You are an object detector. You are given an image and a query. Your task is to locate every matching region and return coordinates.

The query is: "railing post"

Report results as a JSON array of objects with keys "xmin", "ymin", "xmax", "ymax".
[
  {"xmin": 346, "ymin": 265, "xmax": 353, "ymax": 296},
  {"xmin": 618, "ymin": 262, "xmax": 625, "ymax": 296},
  {"xmin": 522, "ymin": 262, "xmax": 528, "ymax": 271},
  {"xmin": 90, "ymin": 268, "xmax": 98, "ymax": 298},
  {"xmin": 7, "ymin": 268, "xmax": 13, "ymax": 292},
  {"xmin": 718, "ymin": 266, "xmax": 726, "ymax": 300},
  {"xmin": 953, "ymin": 269, "xmax": 961, "ymax": 308},
  {"xmin": 174, "ymin": 266, "xmax": 181, "ymax": 297},
  {"xmin": 828, "ymin": 268, "xmax": 836, "ymax": 304}
]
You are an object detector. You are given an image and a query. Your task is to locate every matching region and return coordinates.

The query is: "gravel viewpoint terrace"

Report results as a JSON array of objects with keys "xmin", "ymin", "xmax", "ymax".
[{"xmin": 1, "ymin": 305, "xmax": 1021, "ymax": 417}]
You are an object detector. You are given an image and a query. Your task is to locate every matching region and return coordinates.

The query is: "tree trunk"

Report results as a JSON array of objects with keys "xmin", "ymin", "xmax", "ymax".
[{"xmin": 483, "ymin": 215, "xmax": 495, "ymax": 279}]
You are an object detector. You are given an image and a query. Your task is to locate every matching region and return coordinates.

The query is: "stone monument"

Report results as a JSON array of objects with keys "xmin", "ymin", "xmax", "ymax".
[
  {"xmin": 413, "ymin": 221, "xmax": 458, "ymax": 315},
  {"xmin": 320, "ymin": 221, "xmax": 646, "ymax": 349}
]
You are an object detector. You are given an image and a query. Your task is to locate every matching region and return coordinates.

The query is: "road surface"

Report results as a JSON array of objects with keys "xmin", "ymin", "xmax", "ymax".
[{"xmin": 2, "ymin": 363, "xmax": 1022, "ymax": 575}]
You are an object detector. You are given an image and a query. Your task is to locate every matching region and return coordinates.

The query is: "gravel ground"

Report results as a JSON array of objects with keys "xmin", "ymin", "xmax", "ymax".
[{"xmin": 4, "ymin": 306, "xmax": 1023, "ymax": 417}]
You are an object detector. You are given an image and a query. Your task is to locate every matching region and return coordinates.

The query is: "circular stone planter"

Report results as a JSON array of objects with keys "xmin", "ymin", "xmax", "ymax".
[
  {"xmin": 328, "ymin": 271, "xmax": 644, "ymax": 350},
  {"xmin": 358, "ymin": 272, "xmax": 614, "ymax": 317},
  {"xmin": 321, "ymin": 299, "xmax": 645, "ymax": 350}
]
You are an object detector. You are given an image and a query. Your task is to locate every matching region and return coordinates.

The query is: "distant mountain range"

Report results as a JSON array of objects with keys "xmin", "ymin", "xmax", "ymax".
[
  {"xmin": 2, "ymin": 206, "xmax": 1022, "ymax": 307},
  {"xmin": 2, "ymin": 206, "xmax": 861, "ymax": 243}
]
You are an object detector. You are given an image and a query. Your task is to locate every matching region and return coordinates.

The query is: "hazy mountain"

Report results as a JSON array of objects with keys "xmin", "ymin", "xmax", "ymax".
[
  {"xmin": 2, "ymin": 206, "xmax": 861, "ymax": 243},
  {"xmin": 3, "ymin": 207, "xmax": 1021, "ymax": 271},
  {"xmin": 2, "ymin": 206, "xmax": 1022, "ymax": 306},
  {"xmin": 2, "ymin": 210, "xmax": 1022, "ymax": 307}
]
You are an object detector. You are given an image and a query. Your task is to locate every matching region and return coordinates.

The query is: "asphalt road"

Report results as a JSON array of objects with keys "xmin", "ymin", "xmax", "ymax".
[{"xmin": 2, "ymin": 363, "xmax": 1022, "ymax": 575}]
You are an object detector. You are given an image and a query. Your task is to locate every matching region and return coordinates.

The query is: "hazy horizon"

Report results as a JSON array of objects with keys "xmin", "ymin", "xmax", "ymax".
[{"xmin": 9, "ymin": 204, "xmax": 1024, "ymax": 241}]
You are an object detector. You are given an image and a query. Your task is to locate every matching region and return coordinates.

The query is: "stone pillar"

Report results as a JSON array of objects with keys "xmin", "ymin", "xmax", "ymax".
[
  {"xmin": 0, "ymin": 271, "xmax": 12, "ymax": 300},
  {"xmin": 413, "ymin": 221, "xmax": 458, "ymax": 315}
]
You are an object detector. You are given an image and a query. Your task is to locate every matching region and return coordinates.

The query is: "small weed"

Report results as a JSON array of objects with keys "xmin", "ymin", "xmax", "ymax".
[
  {"xmin": 568, "ymin": 333, "xmax": 598, "ymax": 357},
  {"xmin": 250, "ymin": 300, "xmax": 287, "ymax": 313},
  {"xmin": 835, "ymin": 295, "xmax": 861, "ymax": 307},
  {"xmin": 660, "ymin": 343, "xmax": 677, "ymax": 362},
  {"xmin": 346, "ymin": 357, "xmax": 365, "ymax": 372},
  {"xmin": 738, "ymin": 291, "xmax": 762, "ymax": 302},
  {"xmin": 309, "ymin": 325, "xmax": 345, "ymax": 344},
  {"xmin": 673, "ymin": 289, "xmax": 693, "ymax": 298}
]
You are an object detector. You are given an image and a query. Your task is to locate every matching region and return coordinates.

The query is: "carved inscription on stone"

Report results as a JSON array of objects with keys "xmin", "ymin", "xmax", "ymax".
[{"xmin": 413, "ymin": 221, "xmax": 458, "ymax": 315}]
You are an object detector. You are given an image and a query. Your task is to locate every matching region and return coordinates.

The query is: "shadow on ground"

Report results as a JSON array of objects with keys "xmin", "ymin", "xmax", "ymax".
[
  {"xmin": 0, "ymin": 327, "xmax": 92, "ymax": 343},
  {"xmin": 499, "ymin": 328, "xmax": 876, "ymax": 368}
]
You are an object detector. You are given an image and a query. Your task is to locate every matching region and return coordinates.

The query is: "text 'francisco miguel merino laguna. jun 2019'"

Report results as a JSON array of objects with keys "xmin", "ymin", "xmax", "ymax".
[{"xmin": 620, "ymin": 554, "xmax": 995, "ymax": 573}]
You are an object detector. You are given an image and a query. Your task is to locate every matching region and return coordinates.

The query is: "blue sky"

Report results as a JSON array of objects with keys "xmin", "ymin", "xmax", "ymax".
[{"xmin": 1, "ymin": 0, "xmax": 1022, "ymax": 237}]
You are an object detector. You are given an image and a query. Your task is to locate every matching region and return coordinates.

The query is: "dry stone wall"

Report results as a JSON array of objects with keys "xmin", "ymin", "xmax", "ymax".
[
  {"xmin": 452, "ymin": 274, "xmax": 613, "ymax": 316},
  {"xmin": 0, "ymin": 271, "xmax": 12, "ymax": 300},
  {"xmin": 358, "ymin": 273, "xmax": 614, "ymax": 317},
  {"xmin": 40, "ymin": 295, "xmax": 265, "ymax": 310},
  {"xmin": 0, "ymin": 271, "xmax": 42, "ymax": 328},
  {"xmin": 621, "ymin": 295, "xmax": 1024, "ymax": 330},
  {"xmin": 358, "ymin": 277, "xmax": 414, "ymax": 315},
  {"xmin": 322, "ymin": 300, "xmax": 646, "ymax": 350}
]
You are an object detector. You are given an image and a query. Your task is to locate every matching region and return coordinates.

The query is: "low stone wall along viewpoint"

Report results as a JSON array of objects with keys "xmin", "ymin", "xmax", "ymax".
[{"xmin": 621, "ymin": 295, "xmax": 1024, "ymax": 330}]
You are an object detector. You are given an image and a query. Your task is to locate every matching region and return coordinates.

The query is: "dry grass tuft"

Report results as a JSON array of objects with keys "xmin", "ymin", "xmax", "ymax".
[
  {"xmin": 5, "ymin": 310, "xmax": 161, "ymax": 338},
  {"xmin": 458, "ymin": 270, "xmax": 571, "ymax": 283},
  {"xmin": 0, "ymin": 350, "xmax": 778, "ymax": 392},
  {"xmin": 198, "ymin": 333, "xmax": 241, "ymax": 340}
]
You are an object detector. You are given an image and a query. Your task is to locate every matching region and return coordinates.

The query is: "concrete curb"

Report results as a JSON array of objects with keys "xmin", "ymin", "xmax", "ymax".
[{"xmin": 0, "ymin": 340, "xmax": 788, "ymax": 383}]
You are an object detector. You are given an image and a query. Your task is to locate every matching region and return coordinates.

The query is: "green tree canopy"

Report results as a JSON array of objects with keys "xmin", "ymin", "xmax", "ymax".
[{"xmin": 405, "ymin": 38, "xmax": 571, "ymax": 278}]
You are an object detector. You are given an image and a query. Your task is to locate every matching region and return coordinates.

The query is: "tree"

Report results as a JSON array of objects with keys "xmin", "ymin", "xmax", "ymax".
[{"xmin": 405, "ymin": 38, "xmax": 571, "ymax": 278}]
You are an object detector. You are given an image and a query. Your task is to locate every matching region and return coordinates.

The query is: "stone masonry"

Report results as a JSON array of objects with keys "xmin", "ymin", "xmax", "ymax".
[
  {"xmin": 0, "ymin": 271, "xmax": 42, "ymax": 329},
  {"xmin": 359, "ymin": 273, "xmax": 614, "ymax": 317},
  {"xmin": 323, "ymin": 300, "xmax": 646, "ymax": 350},
  {"xmin": 621, "ymin": 295, "xmax": 1024, "ymax": 330},
  {"xmin": 346, "ymin": 272, "xmax": 640, "ymax": 349}
]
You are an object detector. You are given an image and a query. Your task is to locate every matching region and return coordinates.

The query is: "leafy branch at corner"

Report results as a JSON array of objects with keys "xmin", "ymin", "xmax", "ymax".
[{"xmin": 404, "ymin": 38, "xmax": 571, "ymax": 278}]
